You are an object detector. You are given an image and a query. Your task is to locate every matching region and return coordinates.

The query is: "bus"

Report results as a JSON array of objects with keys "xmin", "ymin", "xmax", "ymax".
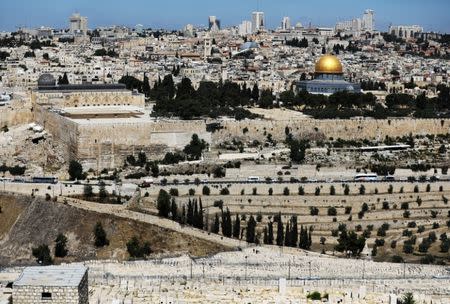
[
  {"xmin": 32, "ymin": 177, "xmax": 58, "ymax": 184},
  {"xmin": 247, "ymin": 176, "xmax": 260, "ymax": 182},
  {"xmin": 354, "ymin": 174, "xmax": 378, "ymax": 182}
]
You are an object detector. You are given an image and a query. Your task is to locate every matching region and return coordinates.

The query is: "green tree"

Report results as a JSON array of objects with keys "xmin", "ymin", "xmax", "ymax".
[
  {"xmin": 54, "ymin": 233, "xmax": 68, "ymax": 258},
  {"xmin": 157, "ymin": 189, "xmax": 171, "ymax": 218},
  {"xmin": 202, "ymin": 185, "xmax": 210, "ymax": 195},
  {"xmin": 127, "ymin": 236, "xmax": 151, "ymax": 258},
  {"xmin": 98, "ymin": 181, "xmax": 108, "ymax": 202},
  {"xmin": 276, "ymin": 216, "xmax": 284, "ymax": 246},
  {"xmin": 183, "ymin": 134, "xmax": 208, "ymax": 160},
  {"xmin": 83, "ymin": 184, "xmax": 93, "ymax": 199},
  {"xmin": 32, "ymin": 244, "xmax": 53, "ymax": 265},
  {"xmin": 246, "ymin": 215, "xmax": 257, "ymax": 243},
  {"xmin": 68, "ymin": 160, "xmax": 83, "ymax": 181},
  {"xmin": 94, "ymin": 222, "xmax": 109, "ymax": 247},
  {"xmin": 233, "ymin": 214, "xmax": 241, "ymax": 238}
]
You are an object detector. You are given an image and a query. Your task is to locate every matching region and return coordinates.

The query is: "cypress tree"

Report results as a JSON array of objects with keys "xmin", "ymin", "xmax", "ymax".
[
  {"xmin": 193, "ymin": 199, "xmax": 199, "ymax": 228},
  {"xmin": 276, "ymin": 217, "xmax": 284, "ymax": 246},
  {"xmin": 212, "ymin": 214, "xmax": 220, "ymax": 234},
  {"xmin": 181, "ymin": 205, "xmax": 186, "ymax": 224},
  {"xmin": 291, "ymin": 216, "xmax": 298, "ymax": 247},
  {"xmin": 268, "ymin": 222, "xmax": 274, "ymax": 244},
  {"xmin": 187, "ymin": 199, "xmax": 193, "ymax": 225},
  {"xmin": 233, "ymin": 214, "xmax": 240, "ymax": 239},
  {"xmin": 263, "ymin": 227, "xmax": 269, "ymax": 244},
  {"xmin": 284, "ymin": 222, "xmax": 291, "ymax": 247},
  {"xmin": 198, "ymin": 198, "xmax": 204, "ymax": 229},
  {"xmin": 170, "ymin": 198, "xmax": 178, "ymax": 221},
  {"xmin": 246, "ymin": 215, "xmax": 256, "ymax": 243}
]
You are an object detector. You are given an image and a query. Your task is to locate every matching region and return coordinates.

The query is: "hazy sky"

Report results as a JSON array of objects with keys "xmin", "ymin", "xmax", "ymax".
[{"xmin": 0, "ymin": 0, "xmax": 449, "ymax": 32}]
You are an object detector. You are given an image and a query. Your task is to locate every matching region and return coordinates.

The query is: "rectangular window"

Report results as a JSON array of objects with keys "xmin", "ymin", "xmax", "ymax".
[{"xmin": 42, "ymin": 292, "xmax": 52, "ymax": 300}]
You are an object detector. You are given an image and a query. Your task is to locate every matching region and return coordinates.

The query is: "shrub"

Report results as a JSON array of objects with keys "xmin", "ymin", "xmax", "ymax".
[
  {"xmin": 268, "ymin": 188, "xmax": 273, "ymax": 195},
  {"xmin": 344, "ymin": 184, "xmax": 350, "ymax": 195},
  {"xmin": 202, "ymin": 186, "xmax": 210, "ymax": 195},
  {"xmin": 314, "ymin": 187, "xmax": 320, "ymax": 196},
  {"xmin": 298, "ymin": 186, "xmax": 305, "ymax": 195},
  {"xmin": 327, "ymin": 207, "xmax": 337, "ymax": 216},
  {"xmin": 188, "ymin": 188, "xmax": 195, "ymax": 196},
  {"xmin": 283, "ymin": 187, "xmax": 290, "ymax": 196},
  {"xmin": 414, "ymin": 185, "xmax": 419, "ymax": 193},
  {"xmin": 382, "ymin": 201, "xmax": 389, "ymax": 210},
  {"xmin": 390, "ymin": 240, "xmax": 397, "ymax": 249},
  {"xmin": 220, "ymin": 188, "xmax": 230, "ymax": 195},
  {"xmin": 329, "ymin": 185, "xmax": 336, "ymax": 195},
  {"xmin": 32, "ymin": 244, "xmax": 53, "ymax": 265},
  {"xmin": 94, "ymin": 222, "xmax": 109, "ymax": 247},
  {"xmin": 391, "ymin": 255, "xmax": 404, "ymax": 263},
  {"xmin": 345, "ymin": 206, "xmax": 352, "ymax": 214},
  {"xmin": 252, "ymin": 187, "xmax": 257, "ymax": 195},
  {"xmin": 359, "ymin": 185, "xmax": 365, "ymax": 195},
  {"xmin": 169, "ymin": 188, "xmax": 179, "ymax": 196},
  {"xmin": 403, "ymin": 210, "xmax": 410, "ymax": 218},
  {"xmin": 420, "ymin": 254, "xmax": 435, "ymax": 264},
  {"xmin": 417, "ymin": 225, "xmax": 425, "ymax": 233},
  {"xmin": 127, "ymin": 236, "xmax": 151, "ymax": 258},
  {"xmin": 388, "ymin": 185, "xmax": 393, "ymax": 194},
  {"xmin": 54, "ymin": 234, "xmax": 68, "ymax": 258},
  {"xmin": 310, "ymin": 207, "xmax": 319, "ymax": 216},
  {"xmin": 375, "ymin": 239, "xmax": 385, "ymax": 246}
]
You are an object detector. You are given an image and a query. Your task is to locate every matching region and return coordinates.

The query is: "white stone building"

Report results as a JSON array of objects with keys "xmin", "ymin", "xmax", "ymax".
[{"xmin": 13, "ymin": 265, "xmax": 88, "ymax": 304}]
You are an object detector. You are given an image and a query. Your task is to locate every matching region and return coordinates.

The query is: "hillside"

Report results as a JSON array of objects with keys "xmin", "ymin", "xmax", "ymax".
[{"xmin": 0, "ymin": 194, "xmax": 229, "ymax": 266}]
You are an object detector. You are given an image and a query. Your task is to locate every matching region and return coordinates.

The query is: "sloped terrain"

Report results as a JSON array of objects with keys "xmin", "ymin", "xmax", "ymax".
[{"xmin": 0, "ymin": 194, "xmax": 229, "ymax": 266}]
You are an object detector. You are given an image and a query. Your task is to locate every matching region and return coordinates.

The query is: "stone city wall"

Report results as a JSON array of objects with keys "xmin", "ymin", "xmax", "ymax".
[
  {"xmin": 34, "ymin": 106, "xmax": 80, "ymax": 162},
  {"xmin": 0, "ymin": 101, "xmax": 33, "ymax": 127},
  {"xmin": 211, "ymin": 118, "xmax": 450, "ymax": 143},
  {"xmin": 75, "ymin": 120, "xmax": 211, "ymax": 170}
]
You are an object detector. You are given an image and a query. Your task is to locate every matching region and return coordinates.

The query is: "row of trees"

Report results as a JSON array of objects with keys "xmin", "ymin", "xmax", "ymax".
[
  {"xmin": 119, "ymin": 74, "xmax": 262, "ymax": 120},
  {"xmin": 278, "ymin": 85, "xmax": 450, "ymax": 119}
]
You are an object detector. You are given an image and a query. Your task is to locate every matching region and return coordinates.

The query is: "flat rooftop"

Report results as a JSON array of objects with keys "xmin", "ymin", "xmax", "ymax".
[
  {"xmin": 14, "ymin": 265, "xmax": 87, "ymax": 287},
  {"xmin": 56, "ymin": 106, "xmax": 157, "ymax": 125}
]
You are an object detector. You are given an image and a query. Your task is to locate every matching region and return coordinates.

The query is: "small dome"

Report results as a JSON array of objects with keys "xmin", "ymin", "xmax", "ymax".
[
  {"xmin": 37, "ymin": 73, "xmax": 56, "ymax": 87},
  {"xmin": 315, "ymin": 55, "xmax": 343, "ymax": 74}
]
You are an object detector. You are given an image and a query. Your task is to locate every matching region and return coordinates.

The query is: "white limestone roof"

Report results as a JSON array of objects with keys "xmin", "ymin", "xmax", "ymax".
[{"xmin": 14, "ymin": 265, "xmax": 87, "ymax": 287}]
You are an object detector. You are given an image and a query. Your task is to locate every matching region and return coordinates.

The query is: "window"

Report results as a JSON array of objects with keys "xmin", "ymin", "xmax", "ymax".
[{"xmin": 42, "ymin": 292, "xmax": 52, "ymax": 300}]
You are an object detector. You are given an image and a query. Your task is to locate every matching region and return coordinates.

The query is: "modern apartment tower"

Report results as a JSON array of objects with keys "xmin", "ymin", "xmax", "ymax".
[
  {"xmin": 252, "ymin": 12, "xmax": 265, "ymax": 32},
  {"xmin": 208, "ymin": 16, "xmax": 221, "ymax": 32},
  {"xmin": 69, "ymin": 13, "xmax": 88, "ymax": 35}
]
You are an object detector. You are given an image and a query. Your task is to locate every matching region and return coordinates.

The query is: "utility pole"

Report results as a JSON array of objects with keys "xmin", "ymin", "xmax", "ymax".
[
  {"xmin": 308, "ymin": 261, "xmax": 311, "ymax": 279},
  {"xmin": 245, "ymin": 256, "xmax": 248, "ymax": 281}
]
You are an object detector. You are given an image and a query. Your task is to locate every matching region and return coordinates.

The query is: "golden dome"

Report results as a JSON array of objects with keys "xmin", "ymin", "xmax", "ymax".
[{"xmin": 315, "ymin": 54, "xmax": 343, "ymax": 74}]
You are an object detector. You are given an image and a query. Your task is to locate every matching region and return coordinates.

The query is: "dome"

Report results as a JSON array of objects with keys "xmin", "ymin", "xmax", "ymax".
[
  {"xmin": 315, "ymin": 55, "xmax": 343, "ymax": 74},
  {"xmin": 37, "ymin": 73, "xmax": 56, "ymax": 87}
]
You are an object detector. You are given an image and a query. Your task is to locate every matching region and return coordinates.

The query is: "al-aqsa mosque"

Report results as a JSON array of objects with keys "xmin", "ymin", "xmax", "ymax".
[{"xmin": 297, "ymin": 54, "xmax": 361, "ymax": 95}]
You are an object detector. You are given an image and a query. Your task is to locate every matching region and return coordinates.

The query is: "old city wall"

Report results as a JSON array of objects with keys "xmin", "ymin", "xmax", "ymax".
[
  {"xmin": 34, "ymin": 106, "xmax": 80, "ymax": 162},
  {"xmin": 0, "ymin": 101, "xmax": 33, "ymax": 127},
  {"xmin": 76, "ymin": 120, "xmax": 211, "ymax": 170},
  {"xmin": 212, "ymin": 118, "xmax": 450, "ymax": 143}
]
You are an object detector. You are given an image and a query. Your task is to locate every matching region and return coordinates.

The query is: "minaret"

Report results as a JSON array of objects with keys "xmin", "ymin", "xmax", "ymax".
[{"xmin": 204, "ymin": 35, "xmax": 212, "ymax": 60}]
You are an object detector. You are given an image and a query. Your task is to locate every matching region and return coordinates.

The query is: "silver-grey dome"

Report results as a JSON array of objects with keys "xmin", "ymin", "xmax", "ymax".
[{"xmin": 37, "ymin": 73, "xmax": 56, "ymax": 87}]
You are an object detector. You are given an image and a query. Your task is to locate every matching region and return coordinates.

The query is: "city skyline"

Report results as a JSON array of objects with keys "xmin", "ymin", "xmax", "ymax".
[{"xmin": 0, "ymin": 0, "xmax": 449, "ymax": 32}]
